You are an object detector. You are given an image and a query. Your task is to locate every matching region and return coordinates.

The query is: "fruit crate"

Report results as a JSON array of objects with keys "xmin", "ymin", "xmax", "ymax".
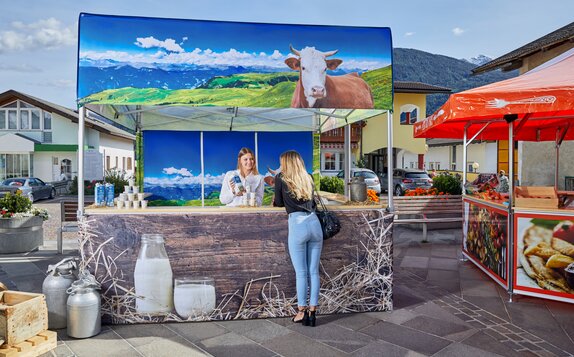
[
  {"xmin": 0, "ymin": 288, "xmax": 48, "ymax": 346},
  {"xmin": 514, "ymin": 186, "xmax": 559, "ymax": 209}
]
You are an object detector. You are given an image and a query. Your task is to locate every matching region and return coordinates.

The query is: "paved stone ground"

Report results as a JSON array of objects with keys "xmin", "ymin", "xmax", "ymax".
[{"xmin": 1, "ymin": 199, "xmax": 573, "ymax": 356}]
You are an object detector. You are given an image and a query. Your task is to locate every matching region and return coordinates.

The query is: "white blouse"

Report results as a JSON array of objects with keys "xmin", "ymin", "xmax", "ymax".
[{"xmin": 219, "ymin": 170, "xmax": 264, "ymax": 207}]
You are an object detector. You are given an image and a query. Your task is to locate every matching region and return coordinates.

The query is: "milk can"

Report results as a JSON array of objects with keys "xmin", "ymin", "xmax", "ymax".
[
  {"xmin": 42, "ymin": 257, "xmax": 78, "ymax": 329},
  {"xmin": 350, "ymin": 176, "xmax": 367, "ymax": 202},
  {"xmin": 134, "ymin": 234, "xmax": 173, "ymax": 314},
  {"xmin": 67, "ymin": 271, "xmax": 101, "ymax": 338}
]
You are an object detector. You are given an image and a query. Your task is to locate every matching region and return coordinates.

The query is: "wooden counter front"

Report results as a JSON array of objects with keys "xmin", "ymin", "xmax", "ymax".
[{"xmin": 80, "ymin": 207, "xmax": 393, "ymax": 324}]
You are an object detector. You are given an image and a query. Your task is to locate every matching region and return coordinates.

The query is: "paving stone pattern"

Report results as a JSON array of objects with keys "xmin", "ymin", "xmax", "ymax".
[{"xmin": 1, "ymin": 203, "xmax": 573, "ymax": 357}]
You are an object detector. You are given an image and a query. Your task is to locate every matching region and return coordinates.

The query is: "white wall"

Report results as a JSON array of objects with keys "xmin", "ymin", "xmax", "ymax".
[
  {"xmin": 51, "ymin": 113, "xmax": 78, "ymax": 144},
  {"xmin": 425, "ymin": 142, "xmax": 497, "ymax": 173},
  {"xmin": 33, "ymin": 152, "xmax": 77, "ymax": 182},
  {"xmin": 99, "ymin": 134, "xmax": 135, "ymax": 176}
]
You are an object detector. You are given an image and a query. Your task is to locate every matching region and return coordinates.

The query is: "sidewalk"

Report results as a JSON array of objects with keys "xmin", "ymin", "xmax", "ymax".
[{"xmin": 1, "ymin": 226, "xmax": 573, "ymax": 356}]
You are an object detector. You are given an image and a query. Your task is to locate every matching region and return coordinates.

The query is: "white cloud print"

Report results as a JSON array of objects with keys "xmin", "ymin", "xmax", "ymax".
[
  {"xmin": 81, "ymin": 46, "xmax": 387, "ymax": 71},
  {"xmin": 135, "ymin": 36, "xmax": 185, "ymax": 53},
  {"xmin": 145, "ymin": 173, "xmax": 226, "ymax": 186},
  {"xmin": 163, "ymin": 167, "xmax": 192, "ymax": 176}
]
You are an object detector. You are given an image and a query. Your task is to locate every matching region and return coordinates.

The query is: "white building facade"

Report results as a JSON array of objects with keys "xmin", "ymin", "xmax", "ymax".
[{"xmin": 0, "ymin": 90, "xmax": 135, "ymax": 183}]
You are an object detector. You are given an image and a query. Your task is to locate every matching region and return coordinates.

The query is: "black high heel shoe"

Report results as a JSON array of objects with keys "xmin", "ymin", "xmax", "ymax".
[
  {"xmin": 308, "ymin": 310, "xmax": 316, "ymax": 327},
  {"xmin": 292, "ymin": 308, "xmax": 308, "ymax": 324}
]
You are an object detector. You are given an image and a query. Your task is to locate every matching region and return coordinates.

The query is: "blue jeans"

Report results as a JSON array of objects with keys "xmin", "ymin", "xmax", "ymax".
[{"xmin": 288, "ymin": 211, "xmax": 323, "ymax": 307}]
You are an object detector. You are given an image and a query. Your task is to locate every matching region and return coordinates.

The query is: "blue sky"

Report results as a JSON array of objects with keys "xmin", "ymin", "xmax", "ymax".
[{"xmin": 1, "ymin": 0, "xmax": 573, "ymax": 108}]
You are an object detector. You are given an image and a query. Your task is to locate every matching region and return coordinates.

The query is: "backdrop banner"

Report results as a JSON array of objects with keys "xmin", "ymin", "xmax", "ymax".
[{"xmin": 77, "ymin": 13, "xmax": 393, "ymax": 110}]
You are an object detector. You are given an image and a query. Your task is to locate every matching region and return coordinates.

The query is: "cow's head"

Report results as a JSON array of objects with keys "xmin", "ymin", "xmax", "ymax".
[{"xmin": 285, "ymin": 46, "xmax": 342, "ymax": 106}]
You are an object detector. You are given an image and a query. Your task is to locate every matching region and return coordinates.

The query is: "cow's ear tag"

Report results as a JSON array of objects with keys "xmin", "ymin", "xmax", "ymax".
[{"xmin": 326, "ymin": 59, "xmax": 342, "ymax": 70}]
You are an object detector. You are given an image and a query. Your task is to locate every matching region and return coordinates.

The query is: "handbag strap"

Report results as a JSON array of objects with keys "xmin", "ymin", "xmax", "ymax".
[{"xmin": 314, "ymin": 191, "xmax": 329, "ymax": 213}]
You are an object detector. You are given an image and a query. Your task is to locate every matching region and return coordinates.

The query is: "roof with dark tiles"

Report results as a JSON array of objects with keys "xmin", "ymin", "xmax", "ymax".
[{"xmin": 472, "ymin": 21, "xmax": 574, "ymax": 75}]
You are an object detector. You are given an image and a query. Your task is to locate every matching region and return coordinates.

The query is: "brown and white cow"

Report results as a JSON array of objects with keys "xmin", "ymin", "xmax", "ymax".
[{"xmin": 285, "ymin": 46, "xmax": 374, "ymax": 109}]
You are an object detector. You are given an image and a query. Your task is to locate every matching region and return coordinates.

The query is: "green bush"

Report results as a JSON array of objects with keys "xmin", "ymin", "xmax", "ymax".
[
  {"xmin": 69, "ymin": 169, "xmax": 132, "ymax": 196},
  {"xmin": 432, "ymin": 174, "xmax": 462, "ymax": 195},
  {"xmin": 320, "ymin": 176, "xmax": 344, "ymax": 194},
  {"xmin": 0, "ymin": 191, "xmax": 32, "ymax": 215}
]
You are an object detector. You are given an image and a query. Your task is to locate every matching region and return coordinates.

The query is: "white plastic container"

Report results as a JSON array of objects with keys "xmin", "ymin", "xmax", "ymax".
[{"xmin": 140, "ymin": 200, "xmax": 148, "ymax": 209}]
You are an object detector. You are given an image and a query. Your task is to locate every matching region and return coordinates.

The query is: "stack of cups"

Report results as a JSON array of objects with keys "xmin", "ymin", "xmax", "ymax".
[
  {"xmin": 115, "ymin": 179, "xmax": 148, "ymax": 209},
  {"xmin": 241, "ymin": 186, "xmax": 256, "ymax": 207}
]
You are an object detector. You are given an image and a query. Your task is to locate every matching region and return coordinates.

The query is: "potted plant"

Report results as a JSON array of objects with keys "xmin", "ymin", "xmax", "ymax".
[{"xmin": 0, "ymin": 191, "xmax": 49, "ymax": 254}]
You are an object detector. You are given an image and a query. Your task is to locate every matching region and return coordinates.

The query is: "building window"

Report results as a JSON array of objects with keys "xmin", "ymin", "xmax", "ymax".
[
  {"xmin": 0, "ymin": 153, "xmax": 30, "ymax": 180},
  {"xmin": 122, "ymin": 157, "xmax": 126, "ymax": 170},
  {"xmin": 127, "ymin": 157, "xmax": 133, "ymax": 170},
  {"xmin": 324, "ymin": 152, "xmax": 336, "ymax": 171},
  {"xmin": 115, "ymin": 156, "xmax": 118, "ymax": 169},
  {"xmin": 399, "ymin": 104, "xmax": 419, "ymax": 125},
  {"xmin": 0, "ymin": 101, "xmax": 52, "ymax": 133},
  {"xmin": 322, "ymin": 151, "xmax": 345, "ymax": 172},
  {"xmin": 43, "ymin": 112, "xmax": 51, "ymax": 130},
  {"xmin": 8, "ymin": 110, "xmax": 17, "ymax": 129},
  {"xmin": 106, "ymin": 156, "xmax": 111, "ymax": 170}
]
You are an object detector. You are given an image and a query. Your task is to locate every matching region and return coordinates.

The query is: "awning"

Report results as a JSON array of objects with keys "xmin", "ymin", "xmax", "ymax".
[
  {"xmin": 78, "ymin": 13, "xmax": 393, "ymax": 133},
  {"xmin": 414, "ymin": 48, "xmax": 574, "ymax": 141}
]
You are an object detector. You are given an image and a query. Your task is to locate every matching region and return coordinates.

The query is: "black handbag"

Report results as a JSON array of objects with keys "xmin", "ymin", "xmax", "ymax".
[{"xmin": 314, "ymin": 192, "xmax": 341, "ymax": 240}]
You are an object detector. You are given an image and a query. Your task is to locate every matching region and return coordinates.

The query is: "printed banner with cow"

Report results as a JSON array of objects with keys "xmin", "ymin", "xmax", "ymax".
[{"xmin": 77, "ymin": 13, "xmax": 393, "ymax": 110}]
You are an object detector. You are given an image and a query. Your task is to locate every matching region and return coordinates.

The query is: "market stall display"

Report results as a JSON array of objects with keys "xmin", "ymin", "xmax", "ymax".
[
  {"xmin": 414, "ymin": 48, "xmax": 574, "ymax": 304},
  {"xmin": 75, "ymin": 13, "xmax": 397, "ymax": 323}
]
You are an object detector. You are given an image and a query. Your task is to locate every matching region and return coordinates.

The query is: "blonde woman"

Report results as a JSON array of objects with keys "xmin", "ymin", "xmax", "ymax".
[
  {"xmin": 220, "ymin": 147, "xmax": 264, "ymax": 207},
  {"xmin": 273, "ymin": 150, "xmax": 322, "ymax": 327}
]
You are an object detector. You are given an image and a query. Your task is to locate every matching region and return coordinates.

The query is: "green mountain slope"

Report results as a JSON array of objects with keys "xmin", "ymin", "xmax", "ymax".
[{"xmin": 393, "ymin": 48, "xmax": 517, "ymax": 115}]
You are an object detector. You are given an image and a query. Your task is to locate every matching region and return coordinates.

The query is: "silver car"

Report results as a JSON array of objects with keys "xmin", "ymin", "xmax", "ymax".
[
  {"xmin": 337, "ymin": 168, "xmax": 381, "ymax": 194},
  {"xmin": 0, "ymin": 177, "xmax": 56, "ymax": 202},
  {"xmin": 392, "ymin": 169, "xmax": 433, "ymax": 196}
]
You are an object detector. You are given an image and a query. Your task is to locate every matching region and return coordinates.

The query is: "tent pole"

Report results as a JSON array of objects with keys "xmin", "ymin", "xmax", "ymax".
[
  {"xmin": 555, "ymin": 129, "xmax": 560, "ymax": 190},
  {"xmin": 507, "ymin": 121, "xmax": 514, "ymax": 302},
  {"xmin": 201, "ymin": 132, "xmax": 205, "ymax": 208},
  {"xmin": 387, "ymin": 111, "xmax": 394, "ymax": 212},
  {"xmin": 462, "ymin": 124, "xmax": 468, "ymax": 193},
  {"xmin": 78, "ymin": 106, "xmax": 85, "ymax": 217},
  {"xmin": 344, "ymin": 123, "xmax": 351, "ymax": 199}
]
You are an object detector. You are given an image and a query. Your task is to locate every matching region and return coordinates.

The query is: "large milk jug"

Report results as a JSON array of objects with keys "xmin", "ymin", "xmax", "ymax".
[{"xmin": 134, "ymin": 234, "xmax": 173, "ymax": 314}]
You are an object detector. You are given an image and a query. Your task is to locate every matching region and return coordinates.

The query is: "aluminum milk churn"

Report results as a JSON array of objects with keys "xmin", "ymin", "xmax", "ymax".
[
  {"xmin": 42, "ymin": 257, "xmax": 78, "ymax": 329},
  {"xmin": 67, "ymin": 271, "xmax": 101, "ymax": 338},
  {"xmin": 350, "ymin": 176, "xmax": 367, "ymax": 202},
  {"xmin": 134, "ymin": 234, "xmax": 173, "ymax": 314}
]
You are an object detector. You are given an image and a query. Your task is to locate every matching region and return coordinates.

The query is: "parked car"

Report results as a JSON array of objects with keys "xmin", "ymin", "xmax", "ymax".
[
  {"xmin": 0, "ymin": 177, "xmax": 56, "ymax": 202},
  {"xmin": 336, "ymin": 168, "xmax": 381, "ymax": 193},
  {"xmin": 392, "ymin": 169, "xmax": 433, "ymax": 196}
]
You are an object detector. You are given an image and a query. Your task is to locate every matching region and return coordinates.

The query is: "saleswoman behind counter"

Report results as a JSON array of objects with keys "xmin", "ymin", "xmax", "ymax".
[{"xmin": 219, "ymin": 147, "xmax": 265, "ymax": 207}]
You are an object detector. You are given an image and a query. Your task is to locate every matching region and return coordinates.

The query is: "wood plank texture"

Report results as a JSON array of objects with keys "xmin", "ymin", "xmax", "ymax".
[{"xmin": 84, "ymin": 209, "xmax": 392, "ymax": 323}]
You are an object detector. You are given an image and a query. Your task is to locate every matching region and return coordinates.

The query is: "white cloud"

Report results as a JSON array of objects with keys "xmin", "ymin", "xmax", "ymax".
[
  {"xmin": 44, "ymin": 79, "xmax": 75, "ymax": 88},
  {"xmin": 135, "ymin": 36, "xmax": 184, "ymax": 53},
  {"xmin": 0, "ymin": 63, "xmax": 42, "ymax": 73},
  {"xmin": 163, "ymin": 167, "xmax": 192, "ymax": 176},
  {"xmin": 452, "ymin": 27, "xmax": 465, "ymax": 36},
  {"xmin": 404, "ymin": 32, "xmax": 415, "ymax": 37},
  {"xmin": 0, "ymin": 18, "xmax": 76, "ymax": 53}
]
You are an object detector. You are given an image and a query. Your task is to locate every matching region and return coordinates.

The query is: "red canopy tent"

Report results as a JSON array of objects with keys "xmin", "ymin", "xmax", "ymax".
[{"xmin": 414, "ymin": 49, "xmax": 574, "ymax": 141}]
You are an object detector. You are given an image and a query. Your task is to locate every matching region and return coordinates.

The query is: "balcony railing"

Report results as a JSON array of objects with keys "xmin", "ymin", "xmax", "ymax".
[{"xmin": 320, "ymin": 124, "xmax": 361, "ymax": 143}]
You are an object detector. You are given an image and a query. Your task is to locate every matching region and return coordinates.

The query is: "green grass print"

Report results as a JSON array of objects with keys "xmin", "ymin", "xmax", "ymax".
[{"xmin": 80, "ymin": 66, "xmax": 393, "ymax": 110}]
